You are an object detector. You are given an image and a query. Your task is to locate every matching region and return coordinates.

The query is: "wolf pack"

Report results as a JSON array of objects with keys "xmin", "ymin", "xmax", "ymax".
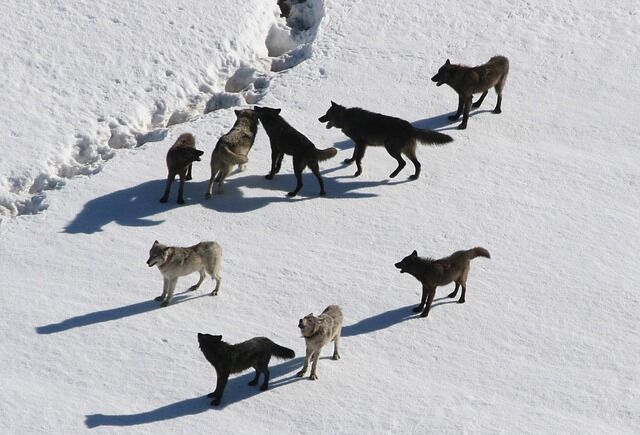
[{"xmin": 146, "ymin": 54, "xmax": 507, "ymax": 406}]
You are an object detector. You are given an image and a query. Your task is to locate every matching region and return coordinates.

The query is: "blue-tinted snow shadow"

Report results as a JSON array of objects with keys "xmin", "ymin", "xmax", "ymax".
[
  {"xmin": 35, "ymin": 292, "xmax": 207, "ymax": 334},
  {"xmin": 84, "ymin": 358, "xmax": 303, "ymax": 427},
  {"xmin": 341, "ymin": 305, "xmax": 417, "ymax": 337}
]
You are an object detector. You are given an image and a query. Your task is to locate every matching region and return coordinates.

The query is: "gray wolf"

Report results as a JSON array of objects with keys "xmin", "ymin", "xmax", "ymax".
[
  {"xmin": 197, "ymin": 333, "xmax": 295, "ymax": 406},
  {"xmin": 395, "ymin": 247, "xmax": 490, "ymax": 318},
  {"xmin": 254, "ymin": 106, "xmax": 337, "ymax": 197},
  {"xmin": 206, "ymin": 109, "xmax": 259, "ymax": 198},
  {"xmin": 318, "ymin": 102, "xmax": 453, "ymax": 178},
  {"xmin": 297, "ymin": 305, "xmax": 343, "ymax": 380},
  {"xmin": 146, "ymin": 240, "xmax": 222, "ymax": 307},
  {"xmin": 431, "ymin": 56, "xmax": 509, "ymax": 129},
  {"xmin": 160, "ymin": 133, "xmax": 205, "ymax": 204}
]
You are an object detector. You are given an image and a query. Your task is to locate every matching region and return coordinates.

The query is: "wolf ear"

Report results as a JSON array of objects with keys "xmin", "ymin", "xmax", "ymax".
[
  {"xmin": 411, "ymin": 250, "xmax": 418, "ymax": 257},
  {"xmin": 213, "ymin": 335, "xmax": 222, "ymax": 341},
  {"xmin": 445, "ymin": 59, "xmax": 450, "ymax": 65},
  {"xmin": 153, "ymin": 240, "xmax": 159, "ymax": 246},
  {"xmin": 331, "ymin": 100, "xmax": 337, "ymax": 107},
  {"xmin": 234, "ymin": 109, "xmax": 241, "ymax": 116},
  {"xmin": 275, "ymin": 108, "xmax": 281, "ymax": 114}
]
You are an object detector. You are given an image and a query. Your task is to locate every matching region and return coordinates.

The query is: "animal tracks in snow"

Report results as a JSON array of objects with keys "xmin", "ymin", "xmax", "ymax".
[{"xmin": 2, "ymin": 0, "xmax": 324, "ymax": 217}]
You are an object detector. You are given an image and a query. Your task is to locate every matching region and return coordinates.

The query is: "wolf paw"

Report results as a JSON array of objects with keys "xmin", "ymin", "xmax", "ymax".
[
  {"xmin": 188, "ymin": 285, "xmax": 199, "ymax": 292},
  {"xmin": 332, "ymin": 353, "xmax": 340, "ymax": 360},
  {"xmin": 319, "ymin": 190, "xmax": 327, "ymax": 196},
  {"xmin": 207, "ymin": 391, "xmax": 217, "ymax": 398},
  {"xmin": 210, "ymin": 399, "xmax": 221, "ymax": 406},
  {"xmin": 248, "ymin": 379, "xmax": 258, "ymax": 386},
  {"xmin": 287, "ymin": 191, "xmax": 297, "ymax": 197},
  {"xmin": 210, "ymin": 290, "xmax": 218, "ymax": 296},
  {"xmin": 412, "ymin": 306, "xmax": 423, "ymax": 313},
  {"xmin": 260, "ymin": 385, "xmax": 269, "ymax": 391},
  {"xmin": 265, "ymin": 174, "xmax": 274, "ymax": 180},
  {"xmin": 353, "ymin": 170, "xmax": 362, "ymax": 177},
  {"xmin": 343, "ymin": 158, "xmax": 354, "ymax": 165},
  {"xmin": 159, "ymin": 197, "xmax": 168, "ymax": 203},
  {"xmin": 177, "ymin": 198, "xmax": 185, "ymax": 205},
  {"xmin": 160, "ymin": 301, "xmax": 169, "ymax": 307},
  {"xmin": 309, "ymin": 373, "xmax": 318, "ymax": 380},
  {"xmin": 493, "ymin": 108, "xmax": 502, "ymax": 114},
  {"xmin": 205, "ymin": 193, "xmax": 212, "ymax": 200},
  {"xmin": 420, "ymin": 311, "xmax": 429, "ymax": 318},
  {"xmin": 448, "ymin": 114, "xmax": 461, "ymax": 121},
  {"xmin": 447, "ymin": 292, "xmax": 457, "ymax": 298},
  {"xmin": 296, "ymin": 370, "xmax": 306, "ymax": 377},
  {"xmin": 457, "ymin": 123, "xmax": 467, "ymax": 130},
  {"xmin": 458, "ymin": 298, "xmax": 465, "ymax": 304},
  {"xmin": 154, "ymin": 296, "xmax": 163, "ymax": 301}
]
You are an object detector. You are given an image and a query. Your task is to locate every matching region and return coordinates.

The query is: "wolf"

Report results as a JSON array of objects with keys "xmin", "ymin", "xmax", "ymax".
[
  {"xmin": 146, "ymin": 240, "xmax": 222, "ymax": 307},
  {"xmin": 205, "ymin": 109, "xmax": 259, "ymax": 198},
  {"xmin": 197, "ymin": 333, "xmax": 295, "ymax": 406},
  {"xmin": 395, "ymin": 247, "xmax": 490, "ymax": 318},
  {"xmin": 160, "ymin": 133, "xmax": 205, "ymax": 204},
  {"xmin": 297, "ymin": 305, "xmax": 343, "ymax": 380},
  {"xmin": 254, "ymin": 106, "xmax": 337, "ymax": 197},
  {"xmin": 431, "ymin": 56, "xmax": 509, "ymax": 130},
  {"xmin": 318, "ymin": 102, "xmax": 453, "ymax": 179}
]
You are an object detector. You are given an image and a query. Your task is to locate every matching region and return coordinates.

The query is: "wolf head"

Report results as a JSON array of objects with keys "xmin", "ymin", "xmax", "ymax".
[
  {"xmin": 431, "ymin": 59, "xmax": 454, "ymax": 87},
  {"xmin": 254, "ymin": 106, "xmax": 281, "ymax": 121},
  {"xmin": 318, "ymin": 101, "xmax": 346, "ymax": 129},
  {"xmin": 170, "ymin": 133, "xmax": 204, "ymax": 162},
  {"xmin": 197, "ymin": 333, "xmax": 223, "ymax": 348},
  {"xmin": 173, "ymin": 132, "xmax": 196, "ymax": 148},
  {"xmin": 184, "ymin": 147, "xmax": 204, "ymax": 162},
  {"xmin": 298, "ymin": 313, "xmax": 319, "ymax": 338},
  {"xmin": 146, "ymin": 240, "xmax": 170, "ymax": 267},
  {"xmin": 235, "ymin": 108, "xmax": 258, "ymax": 123},
  {"xmin": 394, "ymin": 250, "xmax": 419, "ymax": 274}
]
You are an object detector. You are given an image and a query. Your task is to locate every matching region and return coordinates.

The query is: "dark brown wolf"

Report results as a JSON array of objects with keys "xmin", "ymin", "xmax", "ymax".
[
  {"xmin": 318, "ymin": 102, "xmax": 452, "ymax": 179},
  {"xmin": 197, "ymin": 333, "xmax": 295, "ymax": 406},
  {"xmin": 160, "ymin": 133, "xmax": 204, "ymax": 204},
  {"xmin": 254, "ymin": 106, "xmax": 337, "ymax": 197},
  {"xmin": 431, "ymin": 56, "xmax": 509, "ymax": 129},
  {"xmin": 394, "ymin": 247, "xmax": 490, "ymax": 318},
  {"xmin": 206, "ymin": 109, "xmax": 259, "ymax": 198}
]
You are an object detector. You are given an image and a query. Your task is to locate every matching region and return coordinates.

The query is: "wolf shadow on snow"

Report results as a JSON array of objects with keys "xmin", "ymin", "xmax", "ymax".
[{"xmin": 84, "ymin": 358, "xmax": 303, "ymax": 427}]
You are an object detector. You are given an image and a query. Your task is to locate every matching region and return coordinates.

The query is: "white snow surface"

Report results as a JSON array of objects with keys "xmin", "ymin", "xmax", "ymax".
[{"xmin": 1, "ymin": 0, "xmax": 639, "ymax": 433}]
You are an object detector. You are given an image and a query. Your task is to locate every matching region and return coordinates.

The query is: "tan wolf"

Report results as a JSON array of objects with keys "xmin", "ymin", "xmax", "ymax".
[
  {"xmin": 146, "ymin": 240, "xmax": 222, "ymax": 307},
  {"xmin": 206, "ymin": 109, "xmax": 259, "ymax": 197},
  {"xmin": 297, "ymin": 305, "xmax": 343, "ymax": 380},
  {"xmin": 159, "ymin": 133, "xmax": 205, "ymax": 204},
  {"xmin": 431, "ymin": 56, "xmax": 509, "ymax": 129},
  {"xmin": 395, "ymin": 247, "xmax": 490, "ymax": 318}
]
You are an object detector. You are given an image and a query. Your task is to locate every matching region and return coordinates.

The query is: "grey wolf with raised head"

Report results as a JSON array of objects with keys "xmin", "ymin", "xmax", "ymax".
[
  {"xmin": 254, "ymin": 106, "xmax": 337, "ymax": 197},
  {"xmin": 297, "ymin": 304, "xmax": 343, "ymax": 380},
  {"xmin": 146, "ymin": 240, "xmax": 222, "ymax": 307},
  {"xmin": 206, "ymin": 109, "xmax": 259, "ymax": 197},
  {"xmin": 431, "ymin": 56, "xmax": 509, "ymax": 129},
  {"xmin": 160, "ymin": 133, "xmax": 205, "ymax": 204},
  {"xmin": 395, "ymin": 247, "xmax": 490, "ymax": 318},
  {"xmin": 197, "ymin": 333, "xmax": 295, "ymax": 406},
  {"xmin": 318, "ymin": 102, "xmax": 453, "ymax": 178}
]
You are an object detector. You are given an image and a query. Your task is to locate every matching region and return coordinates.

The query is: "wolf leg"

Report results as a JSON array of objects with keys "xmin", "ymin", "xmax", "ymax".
[
  {"xmin": 309, "ymin": 350, "xmax": 321, "ymax": 380},
  {"xmin": 353, "ymin": 143, "xmax": 367, "ymax": 177},
  {"xmin": 161, "ymin": 278, "xmax": 177, "ymax": 307},
  {"xmin": 386, "ymin": 142, "xmax": 406, "ymax": 178},
  {"xmin": 205, "ymin": 170, "xmax": 216, "ymax": 199},
  {"xmin": 493, "ymin": 82, "xmax": 504, "ymax": 114},
  {"xmin": 176, "ymin": 172, "xmax": 186, "ymax": 204},
  {"xmin": 472, "ymin": 91, "xmax": 488, "ymax": 108},
  {"xmin": 188, "ymin": 270, "xmax": 205, "ymax": 292},
  {"xmin": 217, "ymin": 166, "xmax": 234, "ymax": 194},
  {"xmin": 420, "ymin": 287, "xmax": 437, "ymax": 317},
  {"xmin": 210, "ymin": 373, "xmax": 229, "ymax": 406},
  {"xmin": 297, "ymin": 348, "xmax": 313, "ymax": 377},
  {"xmin": 288, "ymin": 157, "xmax": 304, "ymax": 197},
  {"xmin": 185, "ymin": 163, "xmax": 193, "ymax": 181},
  {"xmin": 449, "ymin": 95, "xmax": 463, "ymax": 121},
  {"xmin": 266, "ymin": 150, "xmax": 280, "ymax": 179},
  {"xmin": 259, "ymin": 362, "xmax": 270, "ymax": 391},
  {"xmin": 413, "ymin": 285, "xmax": 428, "ymax": 312},
  {"xmin": 458, "ymin": 283, "xmax": 466, "ymax": 303},
  {"xmin": 160, "ymin": 172, "xmax": 176, "ymax": 203},
  {"xmin": 308, "ymin": 160, "xmax": 326, "ymax": 196},
  {"xmin": 155, "ymin": 278, "xmax": 169, "ymax": 302},
  {"xmin": 447, "ymin": 282, "xmax": 460, "ymax": 298},
  {"xmin": 332, "ymin": 333, "xmax": 341, "ymax": 360},
  {"xmin": 403, "ymin": 146, "xmax": 421, "ymax": 180},
  {"xmin": 248, "ymin": 368, "xmax": 261, "ymax": 386},
  {"xmin": 458, "ymin": 95, "xmax": 472, "ymax": 129}
]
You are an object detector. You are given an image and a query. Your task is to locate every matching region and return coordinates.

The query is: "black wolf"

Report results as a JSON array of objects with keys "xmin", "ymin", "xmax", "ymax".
[
  {"xmin": 431, "ymin": 56, "xmax": 509, "ymax": 129},
  {"xmin": 255, "ymin": 106, "xmax": 337, "ymax": 197},
  {"xmin": 318, "ymin": 102, "xmax": 452, "ymax": 178},
  {"xmin": 395, "ymin": 247, "xmax": 490, "ymax": 318},
  {"xmin": 197, "ymin": 333, "xmax": 295, "ymax": 406}
]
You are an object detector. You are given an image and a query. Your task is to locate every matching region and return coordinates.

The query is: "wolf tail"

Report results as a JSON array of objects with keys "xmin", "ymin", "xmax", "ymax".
[
  {"xmin": 315, "ymin": 147, "xmax": 338, "ymax": 162},
  {"xmin": 222, "ymin": 147, "xmax": 249, "ymax": 164},
  {"xmin": 271, "ymin": 343, "xmax": 295, "ymax": 360},
  {"xmin": 412, "ymin": 128, "xmax": 453, "ymax": 145},
  {"xmin": 468, "ymin": 247, "xmax": 491, "ymax": 259}
]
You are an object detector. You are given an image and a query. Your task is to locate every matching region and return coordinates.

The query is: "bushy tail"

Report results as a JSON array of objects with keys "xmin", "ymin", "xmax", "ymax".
[
  {"xmin": 222, "ymin": 147, "xmax": 249, "ymax": 164},
  {"xmin": 271, "ymin": 343, "xmax": 295, "ymax": 360},
  {"xmin": 468, "ymin": 247, "xmax": 491, "ymax": 259},
  {"xmin": 315, "ymin": 147, "xmax": 338, "ymax": 161},
  {"xmin": 412, "ymin": 128, "xmax": 453, "ymax": 145}
]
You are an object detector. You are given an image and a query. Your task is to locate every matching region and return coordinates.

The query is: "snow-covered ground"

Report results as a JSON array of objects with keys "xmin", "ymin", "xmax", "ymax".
[{"xmin": 1, "ymin": 0, "xmax": 639, "ymax": 433}]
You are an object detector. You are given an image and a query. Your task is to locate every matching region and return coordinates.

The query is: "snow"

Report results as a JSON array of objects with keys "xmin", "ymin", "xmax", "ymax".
[{"xmin": 1, "ymin": 0, "xmax": 639, "ymax": 433}]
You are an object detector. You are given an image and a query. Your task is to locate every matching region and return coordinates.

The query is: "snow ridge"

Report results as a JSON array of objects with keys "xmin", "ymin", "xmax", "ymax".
[{"xmin": 0, "ymin": 0, "xmax": 324, "ymax": 218}]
